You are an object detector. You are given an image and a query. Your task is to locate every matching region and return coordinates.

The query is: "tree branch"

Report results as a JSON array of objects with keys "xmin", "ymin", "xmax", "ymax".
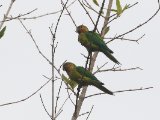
[
  {"xmin": 51, "ymin": 0, "xmax": 69, "ymax": 119},
  {"xmin": 40, "ymin": 94, "xmax": 52, "ymax": 120},
  {"xmin": 85, "ymin": 87, "xmax": 153, "ymax": 99},
  {"xmin": 14, "ymin": 0, "xmax": 77, "ymax": 20},
  {"xmin": 105, "ymin": 34, "xmax": 145, "ymax": 44},
  {"xmin": 71, "ymin": 0, "xmax": 112, "ymax": 119},
  {"xmin": 0, "ymin": 0, "xmax": 15, "ymax": 29},
  {"xmin": 1, "ymin": 8, "xmax": 37, "ymax": 22},
  {"xmin": 18, "ymin": 19, "xmax": 52, "ymax": 65},
  {"xmin": 94, "ymin": 66, "xmax": 142, "ymax": 74},
  {"xmin": 0, "ymin": 78, "xmax": 52, "ymax": 107},
  {"xmin": 107, "ymin": 0, "xmax": 160, "ymax": 44},
  {"xmin": 86, "ymin": 105, "xmax": 94, "ymax": 120}
]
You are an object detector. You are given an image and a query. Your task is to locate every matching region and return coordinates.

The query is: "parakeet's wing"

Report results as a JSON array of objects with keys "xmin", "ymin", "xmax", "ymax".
[
  {"xmin": 85, "ymin": 31, "xmax": 113, "ymax": 54},
  {"xmin": 76, "ymin": 66, "xmax": 103, "ymax": 84},
  {"xmin": 76, "ymin": 66, "xmax": 113, "ymax": 95}
]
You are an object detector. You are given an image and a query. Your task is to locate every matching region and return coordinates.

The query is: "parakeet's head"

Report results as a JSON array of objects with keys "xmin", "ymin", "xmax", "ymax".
[
  {"xmin": 63, "ymin": 62, "xmax": 76, "ymax": 72},
  {"xmin": 76, "ymin": 25, "xmax": 89, "ymax": 34}
]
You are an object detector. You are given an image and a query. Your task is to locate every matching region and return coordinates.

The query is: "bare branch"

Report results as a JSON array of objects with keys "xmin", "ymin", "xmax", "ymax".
[
  {"xmin": 15, "ymin": 0, "xmax": 77, "ymax": 20},
  {"xmin": 108, "ymin": 0, "xmax": 160, "ymax": 43},
  {"xmin": 0, "ymin": 78, "xmax": 52, "ymax": 107},
  {"xmin": 80, "ymin": 53, "xmax": 89, "ymax": 59},
  {"xmin": 79, "ymin": 112, "xmax": 89, "ymax": 117},
  {"xmin": 93, "ymin": 0, "xmax": 106, "ymax": 32},
  {"xmin": 93, "ymin": 62, "xmax": 108, "ymax": 74},
  {"xmin": 55, "ymin": 110, "xmax": 63, "ymax": 119},
  {"xmin": 0, "ymin": 0, "xmax": 15, "ymax": 29},
  {"xmin": 108, "ymin": 2, "xmax": 139, "ymax": 24},
  {"xmin": 50, "ymin": 0, "xmax": 69, "ymax": 119},
  {"xmin": 85, "ymin": 87, "xmax": 153, "ymax": 99},
  {"xmin": 56, "ymin": 93, "xmax": 72, "ymax": 118},
  {"xmin": 1, "ymin": 8, "xmax": 37, "ymax": 22},
  {"xmin": 86, "ymin": 105, "xmax": 94, "ymax": 120},
  {"xmin": 78, "ymin": 0, "xmax": 96, "ymax": 29},
  {"xmin": 82, "ymin": 0, "xmax": 105, "ymax": 18},
  {"xmin": 55, "ymin": 81, "xmax": 63, "ymax": 115},
  {"xmin": 18, "ymin": 19, "xmax": 52, "ymax": 65},
  {"xmin": 66, "ymin": 87, "xmax": 76, "ymax": 105},
  {"xmin": 94, "ymin": 66, "xmax": 142, "ymax": 74},
  {"xmin": 105, "ymin": 34, "xmax": 145, "ymax": 44},
  {"xmin": 40, "ymin": 94, "xmax": 52, "ymax": 120},
  {"xmin": 72, "ymin": 1, "xmax": 114, "ymax": 120},
  {"xmin": 101, "ymin": 0, "xmax": 113, "ymax": 36},
  {"xmin": 61, "ymin": 0, "xmax": 77, "ymax": 28}
]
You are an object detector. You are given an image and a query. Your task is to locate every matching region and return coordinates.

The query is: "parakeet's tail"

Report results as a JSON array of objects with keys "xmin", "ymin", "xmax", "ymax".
[
  {"xmin": 102, "ymin": 50, "xmax": 120, "ymax": 65},
  {"xmin": 92, "ymin": 83, "xmax": 114, "ymax": 95},
  {"xmin": 107, "ymin": 47, "xmax": 114, "ymax": 54}
]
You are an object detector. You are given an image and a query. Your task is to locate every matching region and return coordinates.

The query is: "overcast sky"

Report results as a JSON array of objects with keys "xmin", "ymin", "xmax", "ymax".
[{"xmin": 0, "ymin": 0, "xmax": 160, "ymax": 120}]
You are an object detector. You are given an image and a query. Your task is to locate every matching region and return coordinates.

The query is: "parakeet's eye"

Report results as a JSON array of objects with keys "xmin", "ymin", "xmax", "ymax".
[{"xmin": 78, "ymin": 26, "xmax": 82, "ymax": 30}]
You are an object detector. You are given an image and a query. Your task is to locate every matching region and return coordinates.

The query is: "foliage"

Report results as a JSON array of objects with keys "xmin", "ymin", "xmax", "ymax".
[{"xmin": 0, "ymin": 26, "xmax": 6, "ymax": 39}]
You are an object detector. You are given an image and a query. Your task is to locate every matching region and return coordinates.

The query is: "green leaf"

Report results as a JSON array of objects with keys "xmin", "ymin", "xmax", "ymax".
[
  {"xmin": 92, "ymin": 0, "xmax": 99, "ymax": 6},
  {"xmin": 104, "ymin": 26, "xmax": 110, "ymax": 35},
  {"xmin": 111, "ymin": 9, "xmax": 118, "ymax": 12},
  {"xmin": 113, "ymin": 0, "xmax": 130, "ymax": 16},
  {"xmin": 62, "ymin": 74, "xmax": 78, "ymax": 89},
  {"xmin": 122, "ymin": 4, "xmax": 130, "ymax": 13},
  {"xmin": 116, "ymin": 0, "xmax": 122, "ymax": 16},
  {"xmin": 0, "ymin": 26, "xmax": 6, "ymax": 39}
]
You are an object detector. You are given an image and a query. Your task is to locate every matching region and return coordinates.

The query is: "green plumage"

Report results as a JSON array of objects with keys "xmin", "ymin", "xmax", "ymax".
[
  {"xmin": 76, "ymin": 25, "xmax": 120, "ymax": 64},
  {"xmin": 63, "ymin": 62, "xmax": 113, "ymax": 95}
]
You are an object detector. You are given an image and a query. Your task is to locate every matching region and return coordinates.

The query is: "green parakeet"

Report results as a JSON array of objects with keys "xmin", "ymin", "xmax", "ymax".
[
  {"xmin": 63, "ymin": 62, "xmax": 113, "ymax": 95},
  {"xmin": 76, "ymin": 25, "xmax": 120, "ymax": 64}
]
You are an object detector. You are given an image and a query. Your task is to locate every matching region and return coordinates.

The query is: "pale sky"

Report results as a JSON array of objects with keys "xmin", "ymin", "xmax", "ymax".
[{"xmin": 0, "ymin": 0, "xmax": 160, "ymax": 120}]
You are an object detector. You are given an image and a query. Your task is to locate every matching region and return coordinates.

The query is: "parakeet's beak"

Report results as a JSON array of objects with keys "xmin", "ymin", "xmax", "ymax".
[
  {"xmin": 62, "ymin": 65, "xmax": 65, "ymax": 71},
  {"xmin": 76, "ymin": 27, "xmax": 78, "ymax": 33}
]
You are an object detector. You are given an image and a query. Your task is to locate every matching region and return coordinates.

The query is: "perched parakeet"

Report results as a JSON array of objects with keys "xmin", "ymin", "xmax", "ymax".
[
  {"xmin": 63, "ymin": 62, "xmax": 113, "ymax": 95},
  {"xmin": 76, "ymin": 25, "xmax": 120, "ymax": 64}
]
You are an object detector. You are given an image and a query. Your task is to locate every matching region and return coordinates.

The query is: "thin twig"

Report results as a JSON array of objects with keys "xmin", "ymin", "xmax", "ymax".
[
  {"xmin": 18, "ymin": 19, "xmax": 52, "ymax": 65},
  {"xmin": 94, "ymin": 67, "xmax": 142, "ymax": 74},
  {"xmin": 86, "ymin": 105, "xmax": 94, "ymax": 120},
  {"xmin": 50, "ymin": 26, "xmax": 56, "ymax": 120},
  {"xmin": 16, "ymin": 0, "xmax": 77, "ymax": 20},
  {"xmin": 55, "ymin": 110, "xmax": 63, "ymax": 119},
  {"xmin": 79, "ymin": 112, "xmax": 89, "ymax": 117},
  {"xmin": 93, "ymin": 0, "xmax": 106, "ymax": 32},
  {"xmin": 61, "ymin": 0, "xmax": 77, "ymax": 28},
  {"xmin": 67, "ymin": 87, "xmax": 76, "ymax": 105},
  {"xmin": 105, "ymin": 34, "xmax": 145, "ymax": 44},
  {"xmin": 78, "ymin": 0, "xmax": 96, "ymax": 28},
  {"xmin": 107, "ymin": 0, "xmax": 160, "ymax": 44},
  {"xmin": 85, "ymin": 87, "xmax": 153, "ymax": 99},
  {"xmin": 93, "ymin": 62, "xmax": 108, "ymax": 75},
  {"xmin": 55, "ymin": 81, "xmax": 63, "ymax": 115},
  {"xmin": 82, "ymin": 0, "xmax": 105, "ymax": 18},
  {"xmin": 108, "ymin": 2, "xmax": 139, "ymax": 24},
  {"xmin": 1, "ymin": 8, "xmax": 37, "ymax": 22},
  {"xmin": 0, "ymin": 78, "xmax": 52, "ymax": 107},
  {"xmin": 56, "ymin": 93, "xmax": 72, "ymax": 118},
  {"xmin": 101, "ymin": 0, "xmax": 113, "ymax": 36},
  {"xmin": 40, "ymin": 94, "xmax": 52, "ymax": 120},
  {"xmin": 54, "ymin": 0, "xmax": 69, "ymax": 36},
  {"xmin": 0, "ymin": 0, "xmax": 15, "ymax": 29},
  {"xmin": 51, "ymin": 1, "xmax": 69, "ymax": 119}
]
